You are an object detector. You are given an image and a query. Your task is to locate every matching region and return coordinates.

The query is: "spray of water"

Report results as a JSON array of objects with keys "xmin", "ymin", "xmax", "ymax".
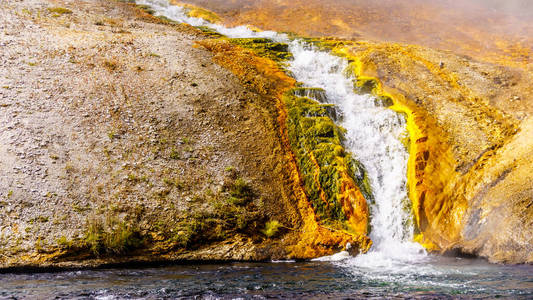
[{"xmin": 135, "ymin": 0, "xmax": 427, "ymax": 269}]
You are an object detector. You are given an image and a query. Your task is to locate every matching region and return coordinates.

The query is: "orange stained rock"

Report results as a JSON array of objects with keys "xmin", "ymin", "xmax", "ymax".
[
  {"xmin": 183, "ymin": 0, "xmax": 533, "ymax": 70},
  {"xmin": 338, "ymin": 169, "xmax": 369, "ymax": 236},
  {"xmin": 326, "ymin": 37, "xmax": 531, "ymax": 263},
  {"xmin": 331, "ymin": 43, "xmax": 469, "ymax": 251},
  {"xmin": 169, "ymin": 1, "xmax": 222, "ymax": 24}
]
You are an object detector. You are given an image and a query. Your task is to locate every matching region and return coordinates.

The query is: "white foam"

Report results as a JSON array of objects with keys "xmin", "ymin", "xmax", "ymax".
[
  {"xmin": 311, "ymin": 251, "xmax": 351, "ymax": 262},
  {"xmin": 286, "ymin": 41, "xmax": 426, "ymax": 264}
]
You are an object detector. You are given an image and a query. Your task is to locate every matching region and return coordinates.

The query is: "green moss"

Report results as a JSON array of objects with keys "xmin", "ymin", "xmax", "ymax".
[
  {"xmin": 153, "ymin": 179, "xmax": 264, "ymax": 250},
  {"xmin": 57, "ymin": 236, "xmax": 73, "ymax": 249},
  {"xmin": 262, "ymin": 220, "xmax": 282, "ymax": 238},
  {"xmin": 156, "ymin": 15, "xmax": 179, "ymax": 24},
  {"xmin": 292, "ymin": 87, "xmax": 328, "ymax": 102},
  {"xmin": 355, "ymin": 78, "xmax": 379, "ymax": 94},
  {"xmin": 169, "ymin": 149, "xmax": 180, "ymax": 159},
  {"xmin": 229, "ymin": 178, "xmax": 253, "ymax": 201},
  {"xmin": 84, "ymin": 216, "xmax": 143, "ymax": 256},
  {"xmin": 195, "ymin": 26, "xmax": 225, "ymax": 38},
  {"xmin": 228, "ymin": 38, "xmax": 293, "ymax": 62},
  {"xmin": 301, "ymin": 38, "xmax": 350, "ymax": 51},
  {"xmin": 374, "ymin": 95, "xmax": 394, "ymax": 107},
  {"xmin": 72, "ymin": 203, "xmax": 90, "ymax": 213},
  {"xmin": 47, "ymin": 7, "xmax": 72, "ymax": 15},
  {"xmin": 136, "ymin": 5, "xmax": 155, "ymax": 15},
  {"xmin": 284, "ymin": 89, "xmax": 373, "ymax": 230},
  {"xmin": 36, "ymin": 216, "xmax": 49, "ymax": 223}
]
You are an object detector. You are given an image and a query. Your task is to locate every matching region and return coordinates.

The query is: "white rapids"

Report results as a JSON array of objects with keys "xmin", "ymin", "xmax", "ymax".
[
  {"xmin": 136, "ymin": 0, "xmax": 428, "ymax": 274},
  {"xmin": 286, "ymin": 42, "xmax": 427, "ymax": 269}
]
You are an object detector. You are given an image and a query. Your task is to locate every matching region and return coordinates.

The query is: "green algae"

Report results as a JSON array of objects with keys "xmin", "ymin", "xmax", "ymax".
[
  {"xmin": 284, "ymin": 89, "xmax": 373, "ymax": 230},
  {"xmin": 136, "ymin": 4, "xmax": 155, "ymax": 15},
  {"xmin": 228, "ymin": 38, "xmax": 293, "ymax": 62},
  {"xmin": 301, "ymin": 38, "xmax": 352, "ymax": 52},
  {"xmin": 262, "ymin": 220, "xmax": 282, "ymax": 238},
  {"xmin": 47, "ymin": 7, "xmax": 72, "ymax": 15},
  {"xmin": 195, "ymin": 26, "xmax": 226, "ymax": 38}
]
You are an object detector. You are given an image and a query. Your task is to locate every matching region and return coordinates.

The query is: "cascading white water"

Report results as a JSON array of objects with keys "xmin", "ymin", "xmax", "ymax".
[
  {"xmin": 286, "ymin": 42, "xmax": 426, "ymax": 268},
  {"xmin": 136, "ymin": 0, "xmax": 426, "ymax": 268}
]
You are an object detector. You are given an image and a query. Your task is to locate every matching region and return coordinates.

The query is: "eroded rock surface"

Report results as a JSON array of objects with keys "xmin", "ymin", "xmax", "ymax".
[
  {"xmin": 0, "ymin": 0, "xmax": 324, "ymax": 268},
  {"xmin": 338, "ymin": 41, "xmax": 533, "ymax": 263}
]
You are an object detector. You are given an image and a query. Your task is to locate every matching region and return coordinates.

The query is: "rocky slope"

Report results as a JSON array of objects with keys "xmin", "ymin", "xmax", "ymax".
[{"xmin": 1, "ymin": 0, "xmax": 365, "ymax": 269}]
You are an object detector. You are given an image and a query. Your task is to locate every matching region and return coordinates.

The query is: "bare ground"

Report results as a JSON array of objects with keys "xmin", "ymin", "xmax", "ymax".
[{"xmin": 0, "ymin": 0, "xmax": 301, "ymax": 268}]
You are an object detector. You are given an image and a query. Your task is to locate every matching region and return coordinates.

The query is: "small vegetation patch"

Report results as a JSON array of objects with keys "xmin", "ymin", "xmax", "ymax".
[
  {"xmin": 195, "ymin": 26, "xmax": 225, "ymax": 38},
  {"xmin": 136, "ymin": 5, "xmax": 155, "ymax": 15},
  {"xmin": 170, "ymin": 149, "xmax": 180, "ymax": 159},
  {"xmin": 47, "ymin": 7, "xmax": 72, "ymax": 15},
  {"xmin": 228, "ymin": 38, "xmax": 293, "ymax": 62},
  {"xmin": 103, "ymin": 60, "xmax": 118, "ymax": 71},
  {"xmin": 83, "ymin": 215, "xmax": 143, "ymax": 256},
  {"xmin": 262, "ymin": 220, "xmax": 282, "ymax": 238},
  {"xmin": 153, "ymin": 176, "xmax": 264, "ymax": 250},
  {"xmin": 57, "ymin": 236, "xmax": 73, "ymax": 249},
  {"xmin": 228, "ymin": 178, "xmax": 254, "ymax": 204}
]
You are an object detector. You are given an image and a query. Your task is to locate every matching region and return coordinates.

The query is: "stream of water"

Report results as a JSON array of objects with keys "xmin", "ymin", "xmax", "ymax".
[{"xmin": 2, "ymin": 1, "xmax": 530, "ymax": 299}]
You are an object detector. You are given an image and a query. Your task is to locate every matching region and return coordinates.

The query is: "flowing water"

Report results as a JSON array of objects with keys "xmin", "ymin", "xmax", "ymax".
[
  {"xmin": 2, "ymin": 1, "xmax": 530, "ymax": 298},
  {"xmin": 0, "ymin": 261, "xmax": 532, "ymax": 299},
  {"xmin": 286, "ymin": 42, "xmax": 426, "ymax": 268}
]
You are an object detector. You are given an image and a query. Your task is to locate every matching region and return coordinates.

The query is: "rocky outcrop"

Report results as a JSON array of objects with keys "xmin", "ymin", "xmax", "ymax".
[{"xmin": 331, "ymin": 40, "xmax": 532, "ymax": 263}]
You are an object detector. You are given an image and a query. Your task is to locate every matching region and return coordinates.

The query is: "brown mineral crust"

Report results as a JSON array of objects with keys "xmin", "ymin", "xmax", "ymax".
[{"xmin": 340, "ymin": 40, "xmax": 532, "ymax": 263}]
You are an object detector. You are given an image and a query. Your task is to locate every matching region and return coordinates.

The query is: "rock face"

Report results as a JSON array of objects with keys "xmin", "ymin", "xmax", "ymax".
[
  {"xmin": 1, "ymin": 0, "xmax": 290, "ymax": 267},
  {"xmin": 336, "ymin": 41, "xmax": 533, "ymax": 263},
  {"xmin": 0, "ymin": 0, "xmax": 370, "ymax": 269}
]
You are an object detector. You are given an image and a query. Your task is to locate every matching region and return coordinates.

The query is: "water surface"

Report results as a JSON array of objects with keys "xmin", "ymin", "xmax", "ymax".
[{"xmin": 1, "ymin": 258, "xmax": 532, "ymax": 299}]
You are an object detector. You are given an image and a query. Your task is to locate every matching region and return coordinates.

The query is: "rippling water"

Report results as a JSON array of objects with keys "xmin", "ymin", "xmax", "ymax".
[{"xmin": 1, "ymin": 259, "xmax": 532, "ymax": 299}]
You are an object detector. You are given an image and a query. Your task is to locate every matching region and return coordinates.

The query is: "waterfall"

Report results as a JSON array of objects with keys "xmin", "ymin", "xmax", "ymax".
[
  {"xmin": 287, "ymin": 42, "xmax": 426, "ymax": 267},
  {"xmin": 135, "ymin": 0, "xmax": 427, "ymax": 267}
]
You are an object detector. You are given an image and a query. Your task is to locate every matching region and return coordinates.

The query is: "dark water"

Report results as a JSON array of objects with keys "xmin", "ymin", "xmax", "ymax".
[{"xmin": 1, "ymin": 256, "xmax": 532, "ymax": 299}]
